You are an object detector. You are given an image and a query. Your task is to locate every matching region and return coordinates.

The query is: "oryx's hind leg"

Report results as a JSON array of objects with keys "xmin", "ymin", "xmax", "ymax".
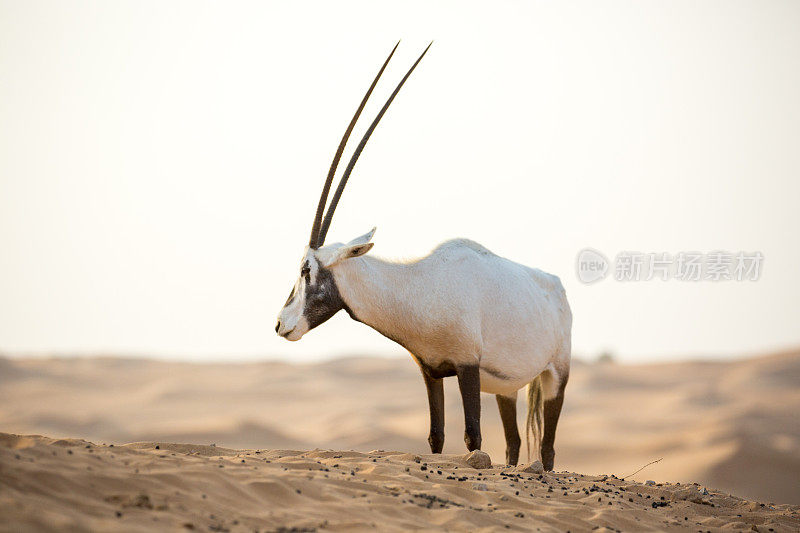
[
  {"xmin": 540, "ymin": 365, "xmax": 569, "ymax": 471},
  {"xmin": 496, "ymin": 392, "xmax": 521, "ymax": 466}
]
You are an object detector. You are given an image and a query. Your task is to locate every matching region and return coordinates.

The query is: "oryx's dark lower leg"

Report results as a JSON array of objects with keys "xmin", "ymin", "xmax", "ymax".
[
  {"xmin": 456, "ymin": 365, "xmax": 481, "ymax": 451},
  {"xmin": 496, "ymin": 393, "xmax": 521, "ymax": 465},
  {"xmin": 540, "ymin": 368, "xmax": 568, "ymax": 471},
  {"xmin": 421, "ymin": 371, "xmax": 445, "ymax": 453}
]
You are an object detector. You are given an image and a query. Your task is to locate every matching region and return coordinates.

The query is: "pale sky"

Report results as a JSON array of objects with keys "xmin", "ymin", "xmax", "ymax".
[{"xmin": 1, "ymin": 1, "xmax": 799, "ymax": 363}]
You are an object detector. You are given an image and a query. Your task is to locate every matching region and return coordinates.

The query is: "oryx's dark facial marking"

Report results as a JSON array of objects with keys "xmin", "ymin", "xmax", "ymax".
[{"xmin": 302, "ymin": 264, "xmax": 346, "ymax": 329}]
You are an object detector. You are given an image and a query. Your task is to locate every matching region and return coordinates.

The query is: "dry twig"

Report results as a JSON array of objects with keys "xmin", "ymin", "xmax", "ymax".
[{"xmin": 623, "ymin": 457, "xmax": 663, "ymax": 480}]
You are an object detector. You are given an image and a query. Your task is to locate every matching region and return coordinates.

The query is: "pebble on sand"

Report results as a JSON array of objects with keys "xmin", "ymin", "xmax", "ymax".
[
  {"xmin": 514, "ymin": 461, "xmax": 544, "ymax": 474},
  {"xmin": 464, "ymin": 450, "xmax": 492, "ymax": 469}
]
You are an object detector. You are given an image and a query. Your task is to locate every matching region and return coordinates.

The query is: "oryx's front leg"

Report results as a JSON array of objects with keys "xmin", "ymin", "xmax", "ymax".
[
  {"xmin": 421, "ymin": 371, "xmax": 445, "ymax": 453},
  {"xmin": 456, "ymin": 365, "xmax": 481, "ymax": 451}
]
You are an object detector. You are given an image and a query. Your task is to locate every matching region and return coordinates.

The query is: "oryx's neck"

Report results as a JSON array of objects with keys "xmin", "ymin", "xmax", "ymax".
[{"xmin": 333, "ymin": 255, "xmax": 422, "ymax": 348}]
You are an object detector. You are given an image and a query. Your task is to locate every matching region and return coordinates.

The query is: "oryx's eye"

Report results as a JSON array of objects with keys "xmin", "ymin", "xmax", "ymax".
[{"xmin": 301, "ymin": 265, "xmax": 310, "ymax": 279}]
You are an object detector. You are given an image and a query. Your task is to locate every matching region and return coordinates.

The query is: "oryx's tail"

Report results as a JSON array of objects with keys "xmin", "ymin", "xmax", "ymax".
[{"xmin": 525, "ymin": 375, "xmax": 544, "ymax": 462}]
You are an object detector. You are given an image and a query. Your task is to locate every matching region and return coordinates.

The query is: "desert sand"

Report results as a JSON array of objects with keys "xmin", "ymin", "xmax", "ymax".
[
  {"xmin": 1, "ymin": 350, "xmax": 799, "ymax": 531},
  {"xmin": 2, "ymin": 433, "xmax": 798, "ymax": 532}
]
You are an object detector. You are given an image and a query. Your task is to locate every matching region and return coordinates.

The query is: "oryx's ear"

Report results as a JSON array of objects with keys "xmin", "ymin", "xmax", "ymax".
[
  {"xmin": 347, "ymin": 227, "xmax": 376, "ymax": 246},
  {"xmin": 321, "ymin": 241, "xmax": 374, "ymax": 268},
  {"xmin": 342, "ymin": 241, "xmax": 374, "ymax": 259}
]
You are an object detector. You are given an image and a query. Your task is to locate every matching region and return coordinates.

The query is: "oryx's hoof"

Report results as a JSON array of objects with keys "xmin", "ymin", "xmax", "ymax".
[
  {"xmin": 542, "ymin": 448, "xmax": 555, "ymax": 471},
  {"xmin": 428, "ymin": 432, "xmax": 444, "ymax": 454},
  {"xmin": 464, "ymin": 432, "xmax": 481, "ymax": 452}
]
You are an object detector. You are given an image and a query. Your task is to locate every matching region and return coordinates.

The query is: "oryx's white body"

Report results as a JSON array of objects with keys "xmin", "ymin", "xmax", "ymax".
[{"xmin": 330, "ymin": 238, "xmax": 572, "ymax": 398}]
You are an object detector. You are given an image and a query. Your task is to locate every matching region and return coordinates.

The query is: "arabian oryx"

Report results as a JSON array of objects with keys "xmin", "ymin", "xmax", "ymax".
[{"xmin": 275, "ymin": 43, "xmax": 572, "ymax": 469}]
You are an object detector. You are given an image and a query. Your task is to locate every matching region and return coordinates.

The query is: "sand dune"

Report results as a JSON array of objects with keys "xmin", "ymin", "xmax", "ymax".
[
  {"xmin": 0, "ymin": 349, "xmax": 798, "ymax": 514},
  {"xmin": 2, "ymin": 433, "xmax": 798, "ymax": 532}
]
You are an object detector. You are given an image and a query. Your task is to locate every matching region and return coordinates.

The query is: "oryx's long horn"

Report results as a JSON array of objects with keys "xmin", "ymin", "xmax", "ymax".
[
  {"xmin": 316, "ymin": 42, "xmax": 432, "ymax": 247},
  {"xmin": 309, "ymin": 42, "xmax": 400, "ymax": 249}
]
